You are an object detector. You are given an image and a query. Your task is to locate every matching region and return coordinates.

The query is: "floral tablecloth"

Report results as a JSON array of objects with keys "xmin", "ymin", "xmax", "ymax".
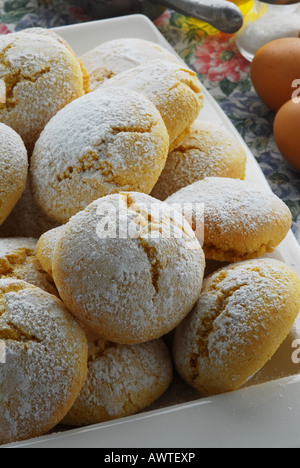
[{"xmin": 0, "ymin": 0, "xmax": 300, "ymax": 243}]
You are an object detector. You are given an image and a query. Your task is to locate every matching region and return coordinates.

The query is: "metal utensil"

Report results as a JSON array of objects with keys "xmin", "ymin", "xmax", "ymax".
[
  {"xmin": 75, "ymin": 0, "xmax": 244, "ymax": 33},
  {"xmin": 262, "ymin": 0, "xmax": 300, "ymax": 3}
]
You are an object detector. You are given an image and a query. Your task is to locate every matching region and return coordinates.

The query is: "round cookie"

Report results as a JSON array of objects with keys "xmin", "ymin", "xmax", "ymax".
[
  {"xmin": 80, "ymin": 37, "xmax": 181, "ymax": 91},
  {"xmin": 173, "ymin": 258, "xmax": 300, "ymax": 395},
  {"xmin": 20, "ymin": 27, "xmax": 90, "ymax": 94},
  {"xmin": 30, "ymin": 87, "xmax": 170, "ymax": 224},
  {"xmin": 0, "ymin": 29, "xmax": 87, "ymax": 152},
  {"xmin": 36, "ymin": 226, "xmax": 65, "ymax": 278},
  {"xmin": 0, "ymin": 278, "xmax": 88, "ymax": 445},
  {"xmin": 151, "ymin": 120, "xmax": 247, "ymax": 201},
  {"xmin": 0, "ymin": 180, "xmax": 61, "ymax": 239},
  {"xmin": 0, "ymin": 237, "xmax": 58, "ymax": 297},
  {"xmin": 62, "ymin": 337, "xmax": 173, "ymax": 426},
  {"xmin": 52, "ymin": 192, "xmax": 205, "ymax": 344},
  {"xmin": 166, "ymin": 177, "xmax": 292, "ymax": 262},
  {"xmin": 100, "ymin": 60, "xmax": 204, "ymax": 150},
  {"xmin": 0, "ymin": 123, "xmax": 28, "ymax": 226}
]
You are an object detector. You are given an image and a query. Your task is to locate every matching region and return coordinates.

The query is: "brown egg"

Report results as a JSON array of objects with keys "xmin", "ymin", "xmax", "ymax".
[
  {"xmin": 273, "ymin": 99, "xmax": 300, "ymax": 171},
  {"xmin": 251, "ymin": 38, "xmax": 300, "ymax": 112}
]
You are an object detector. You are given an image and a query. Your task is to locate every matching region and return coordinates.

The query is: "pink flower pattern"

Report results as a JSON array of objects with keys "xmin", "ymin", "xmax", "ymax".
[
  {"xmin": 0, "ymin": 24, "xmax": 11, "ymax": 35},
  {"xmin": 0, "ymin": 5, "xmax": 298, "ymax": 239},
  {"xmin": 154, "ymin": 10, "xmax": 171, "ymax": 28},
  {"xmin": 194, "ymin": 34, "xmax": 249, "ymax": 83}
]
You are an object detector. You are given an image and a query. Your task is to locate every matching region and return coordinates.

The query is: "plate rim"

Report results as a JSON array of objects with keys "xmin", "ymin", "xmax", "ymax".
[{"xmin": 6, "ymin": 14, "xmax": 300, "ymax": 449}]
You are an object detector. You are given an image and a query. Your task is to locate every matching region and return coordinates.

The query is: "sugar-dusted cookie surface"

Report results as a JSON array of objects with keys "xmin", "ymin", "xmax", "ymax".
[
  {"xmin": 173, "ymin": 258, "xmax": 300, "ymax": 395},
  {"xmin": 0, "ymin": 237, "xmax": 58, "ymax": 296},
  {"xmin": 30, "ymin": 88, "xmax": 170, "ymax": 224},
  {"xmin": 63, "ymin": 337, "xmax": 173, "ymax": 426},
  {"xmin": 0, "ymin": 123, "xmax": 28, "ymax": 227},
  {"xmin": 152, "ymin": 120, "xmax": 247, "ymax": 201},
  {"xmin": 166, "ymin": 177, "xmax": 292, "ymax": 262},
  {"xmin": 0, "ymin": 278, "xmax": 88, "ymax": 445},
  {"xmin": 0, "ymin": 29, "xmax": 87, "ymax": 153},
  {"xmin": 80, "ymin": 37, "xmax": 181, "ymax": 91},
  {"xmin": 36, "ymin": 226, "xmax": 65, "ymax": 278},
  {"xmin": 52, "ymin": 192, "xmax": 205, "ymax": 344},
  {"xmin": 100, "ymin": 60, "xmax": 204, "ymax": 150}
]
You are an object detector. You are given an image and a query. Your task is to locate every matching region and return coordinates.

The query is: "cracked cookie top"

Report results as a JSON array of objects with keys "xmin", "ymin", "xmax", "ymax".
[
  {"xmin": 0, "ymin": 29, "xmax": 87, "ymax": 153},
  {"xmin": 80, "ymin": 37, "xmax": 181, "ymax": 91},
  {"xmin": 52, "ymin": 192, "xmax": 205, "ymax": 344},
  {"xmin": 0, "ymin": 278, "xmax": 88, "ymax": 445},
  {"xmin": 99, "ymin": 60, "xmax": 204, "ymax": 150},
  {"xmin": 30, "ymin": 87, "xmax": 170, "ymax": 224},
  {"xmin": 151, "ymin": 120, "xmax": 247, "ymax": 201},
  {"xmin": 173, "ymin": 258, "xmax": 300, "ymax": 395},
  {"xmin": 166, "ymin": 177, "xmax": 292, "ymax": 263}
]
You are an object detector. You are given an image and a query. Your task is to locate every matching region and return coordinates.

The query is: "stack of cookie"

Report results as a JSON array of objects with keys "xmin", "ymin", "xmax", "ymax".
[{"xmin": 0, "ymin": 30, "xmax": 299, "ymax": 446}]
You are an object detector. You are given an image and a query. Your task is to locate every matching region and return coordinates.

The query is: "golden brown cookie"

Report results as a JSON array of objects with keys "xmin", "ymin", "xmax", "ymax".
[
  {"xmin": 0, "ymin": 123, "xmax": 28, "ymax": 226},
  {"xmin": 52, "ymin": 192, "xmax": 205, "ymax": 344},
  {"xmin": 100, "ymin": 60, "xmax": 204, "ymax": 151},
  {"xmin": 36, "ymin": 226, "xmax": 64, "ymax": 278},
  {"xmin": 80, "ymin": 37, "xmax": 181, "ymax": 91},
  {"xmin": 0, "ymin": 237, "xmax": 58, "ymax": 296},
  {"xmin": 21, "ymin": 27, "xmax": 90, "ymax": 94},
  {"xmin": 151, "ymin": 120, "xmax": 247, "ymax": 201},
  {"xmin": 0, "ymin": 29, "xmax": 87, "ymax": 152},
  {"xmin": 0, "ymin": 278, "xmax": 88, "ymax": 445},
  {"xmin": 166, "ymin": 177, "xmax": 292, "ymax": 262},
  {"xmin": 173, "ymin": 258, "xmax": 300, "ymax": 395},
  {"xmin": 62, "ymin": 337, "xmax": 173, "ymax": 426},
  {"xmin": 30, "ymin": 87, "xmax": 169, "ymax": 224}
]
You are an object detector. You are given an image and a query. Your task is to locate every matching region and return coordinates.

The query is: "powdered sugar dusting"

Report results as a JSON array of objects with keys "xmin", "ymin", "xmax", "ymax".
[
  {"xmin": 0, "ymin": 237, "xmax": 58, "ymax": 296},
  {"xmin": 36, "ymin": 226, "xmax": 65, "ymax": 277},
  {"xmin": 174, "ymin": 258, "xmax": 300, "ymax": 394},
  {"xmin": 0, "ymin": 30, "xmax": 85, "ymax": 151},
  {"xmin": 63, "ymin": 338, "xmax": 173, "ymax": 425},
  {"xmin": 205, "ymin": 262, "xmax": 287, "ymax": 366},
  {"xmin": 100, "ymin": 60, "xmax": 203, "ymax": 146},
  {"xmin": 0, "ymin": 278, "xmax": 87, "ymax": 445},
  {"xmin": 52, "ymin": 192, "xmax": 205, "ymax": 344},
  {"xmin": 80, "ymin": 37, "xmax": 181, "ymax": 90},
  {"xmin": 166, "ymin": 177, "xmax": 292, "ymax": 260},
  {"xmin": 167, "ymin": 177, "xmax": 279, "ymax": 234},
  {"xmin": 151, "ymin": 120, "xmax": 247, "ymax": 200},
  {"xmin": 30, "ymin": 87, "xmax": 169, "ymax": 224},
  {"xmin": 0, "ymin": 123, "xmax": 28, "ymax": 225},
  {"xmin": 0, "ymin": 237, "xmax": 36, "ymax": 253}
]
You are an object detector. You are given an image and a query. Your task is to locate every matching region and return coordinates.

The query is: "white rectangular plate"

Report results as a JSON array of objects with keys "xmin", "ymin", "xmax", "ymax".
[{"xmin": 7, "ymin": 14, "xmax": 300, "ymax": 449}]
